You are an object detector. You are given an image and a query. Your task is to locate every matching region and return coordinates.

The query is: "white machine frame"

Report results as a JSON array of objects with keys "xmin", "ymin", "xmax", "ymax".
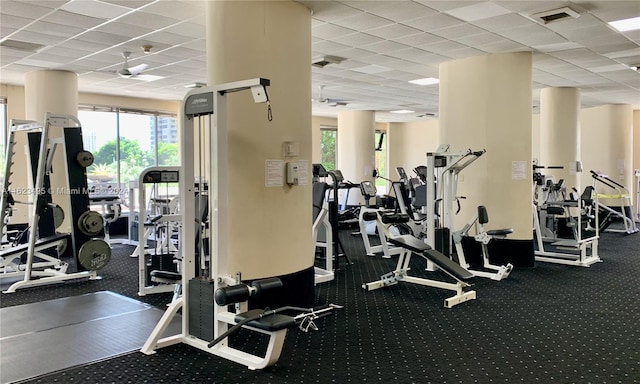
[
  {"xmin": 425, "ymin": 146, "xmax": 513, "ymax": 280},
  {"xmin": 532, "ymin": 167, "xmax": 601, "ymax": 267},
  {"xmin": 141, "ymin": 78, "xmax": 298, "ymax": 370},
  {"xmin": 2, "ymin": 114, "xmax": 100, "ymax": 292},
  {"xmin": 135, "ymin": 166, "xmax": 182, "ymax": 297},
  {"xmin": 590, "ymin": 170, "xmax": 638, "ymax": 235},
  {"xmin": 312, "ymin": 196, "xmax": 334, "ymax": 284}
]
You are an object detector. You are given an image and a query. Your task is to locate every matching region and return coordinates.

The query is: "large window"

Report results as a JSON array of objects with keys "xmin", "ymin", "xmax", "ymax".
[
  {"xmin": 375, "ymin": 130, "xmax": 387, "ymax": 194},
  {"xmin": 78, "ymin": 107, "xmax": 178, "ymax": 212},
  {"xmin": 320, "ymin": 127, "xmax": 337, "ymax": 171}
]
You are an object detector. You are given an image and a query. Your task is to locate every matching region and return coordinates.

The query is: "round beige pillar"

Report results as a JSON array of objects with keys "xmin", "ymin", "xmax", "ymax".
[
  {"xmin": 439, "ymin": 52, "xmax": 533, "ymax": 239},
  {"xmin": 23, "ymin": 70, "xmax": 78, "ymax": 232},
  {"xmin": 25, "ymin": 70, "xmax": 78, "ymax": 119},
  {"xmin": 206, "ymin": 1, "xmax": 312, "ymax": 282},
  {"xmin": 337, "ymin": 110, "xmax": 375, "ymax": 204},
  {"xmin": 539, "ymin": 87, "xmax": 581, "ymax": 190},
  {"xmin": 581, "ymin": 104, "xmax": 634, "ymax": 206}
]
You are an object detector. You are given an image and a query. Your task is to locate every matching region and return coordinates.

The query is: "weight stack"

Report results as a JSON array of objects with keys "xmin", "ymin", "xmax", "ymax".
[{"xmin": 188, "ymin": 278, "xmax": 215, "ymax": 342}]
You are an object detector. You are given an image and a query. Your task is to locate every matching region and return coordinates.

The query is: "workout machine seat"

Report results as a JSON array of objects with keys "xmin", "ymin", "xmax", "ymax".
[
  {"xmin": 387, "ymin": 235, "xmax": 474, "ymax": 281},
  {"xmin": 150, "ymin": 270, "xmax": 181, "ymax": 283},
  {"xmin": 234, "ymin": 309, "xmax": 297, "ymax": 332}
]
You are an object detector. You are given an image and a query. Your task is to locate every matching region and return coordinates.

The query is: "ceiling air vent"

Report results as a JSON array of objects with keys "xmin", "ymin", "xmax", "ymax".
[
  {"xmin": 529, "ymin": 7, "xmax": 580, "ymax": 24},
  {"xmin": 312, "ymin": 55, "xmax": 345, "ymax": 68},
  {"xmin": 0, "ymin": 39, "xmax": 45, "ymax": 52}
]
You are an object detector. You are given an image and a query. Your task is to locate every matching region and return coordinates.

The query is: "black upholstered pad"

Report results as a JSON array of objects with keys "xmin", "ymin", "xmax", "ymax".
[
  {"xmin": 388, "ymin": 235, "xmax": 432, "ymax": 252},
  {"xmin": 487, "ymin": 229, "xmax": 513, "ymax": 236},
  {"xmin": 388, "ymin": 235, "xmax": 474, "ymax": 281},
  {"xmin": 234, "ymin": 309, "xmax": 296, "ymax": 332},
  {"xmin": 150, "ymin": 270, "xmax": 181, "ymax": 282}
]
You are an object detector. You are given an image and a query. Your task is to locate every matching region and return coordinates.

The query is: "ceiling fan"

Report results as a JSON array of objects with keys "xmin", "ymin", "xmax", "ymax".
[
  {"xmin": 116, "ymin": 51, "xmax": 149, "ymax": 78},
  {"xmin": 312, "ymin": 85, "xmax": 348, "ymax": 107}
]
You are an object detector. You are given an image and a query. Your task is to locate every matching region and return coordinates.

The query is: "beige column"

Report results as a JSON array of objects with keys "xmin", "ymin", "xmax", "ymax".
[
  {"xmin": 439, "ymin": 52, "xmax": 533, "ymax": 238},
  {"xmin": 581, "ymin": 104, "xmax": 634, "ymax": 206},
  {"xmin": 337, "ymin": 110, "xmax": 375, "ymax": 204},
  {"xmin": 539, "ymin": 87, "xmax": 581, "ymax": 190},
  {"xmin": 387, "ymin": 120, "xmax": 440, "ymax": 175},
  {"xmin": 633, "ymin": 110, "xmax": 640, "ymax": 213},
  {"xmin": 206, "ymin": 1, "xmax": 312, "ymax": 281},
  {"xmin": 22, "ymin": 70, "xmax": 78, "ymax": 231}
]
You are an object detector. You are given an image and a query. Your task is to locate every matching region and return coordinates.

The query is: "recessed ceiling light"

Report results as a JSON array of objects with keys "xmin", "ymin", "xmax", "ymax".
[
  {"xmin": 390, "ymin": 110, "xmax": 415, "ymax": 114},
  {"xmin": 609, "ymin": 16, "xmax": 640, "ymax": 32},
  {"xmin": 408, "ymin": 77, "xmax": 439, "ymax": 86}
]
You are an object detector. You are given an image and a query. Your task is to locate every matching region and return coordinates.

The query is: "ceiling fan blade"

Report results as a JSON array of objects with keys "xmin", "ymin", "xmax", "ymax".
[{"xmin": 127, "ymin": 63, "xmax": 149, "ymax": 76}]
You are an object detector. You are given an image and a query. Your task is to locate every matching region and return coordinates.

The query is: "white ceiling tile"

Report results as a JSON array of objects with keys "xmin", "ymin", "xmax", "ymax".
[
  {"xmin": 313, "ymin": 23, "xmax": 358, "ymax": 39},
  {"xmin": 41, "ymin": 10, "xmax": 107, "ymax": 29},
  {"xmin": 312, "ymin": 40, "xmax": 352, "ymax": 53},
  {"xmin": 143, "ymin": 31, "xmax": 193, "ymax": 46},
  {"xmin": 445, "ymin": 2, "xmax": 512, "ymax": 22},
  {"xmin": 604, "ymin": 47, "xmax": 640, "ymax": 59},
  {"xmin": 303, "ymin": 1, "xmax": 362, "ymax": 22},
  {"xmin": 101, "ymin": 0, "xmax": 155, "ymax": 8},
  {"xmin": 429, "ymin": 23, "xmax": 487, "ymax": 39},
  {"xmin": 402, "ymin": 13, "xmax": 465, "ymax": 32},
  {"xmin": 495, "ymin": 24, "xmax": 568, "ymax": 46},
  {"xmin": 391, "ymin": 32, "xmax": 445, "ymax": 47},
  {"xmin": 589, "ymin": 39, "xmax": 639, "ymax": 55},
  {"xmin": 414, "ymin": 1, "xmax": 479, "ymax": 12},
  {"xmin": 533, "ymin": 42, "xmax": 583, "ymax": 53},
  {"xmin": 453, "ymin": 32, "xmax": 504, "ymax": 46},
  {"xmin": 476, "ymin": 39, "xmax": 528, "ymax": 53},
  {"xmin": 331, "ymin": 12, "xmax": 395, "ymax": 31},
  {"xmin": 94, "ymin": 21, "xmax": 155, "ymax": 37},
  {"xmin": 386, "ymin": 47, "xmax": 434, "ymax": 63},
  {"xmin": 1, "ymin": 1, "xmax": 53, "ymax": 18},
  {"xmin": 330, "ymin": 32, "xmax": 385, "ymax": 47},
  {"xmin": 351, "ymin": 64, "xmax": 393, "ymax": 74},
  {"xmin": 160, "ymin": 47, "xmax": 202, "ymax": 59},
  {"xmin": 16, "ymin": 58, "xmax": 65, "ymax": 68},
  {"xmin": 471, "ymin": 13, "xmax": 537, "ymax": 31},
  {"xmin": 78, "ymin": 30, "xmax": 131, "ymax": 46},
  {"xmin": 330, "ymin": 47, "xmax": 377, "ymax": 59},
  {"xmin": 365, "ymin": 1, "xmax": 438, "ymax": 21},
  {"xmin": 445, "ymin": 47, "xmax": 486, "ymax": 59},
  {"xmin": 586, "ymin": 1, "xmax": 640, "ymax": 23},
  {"xmin": 180, "ymin": 39, "xmax": 206, "ymax": 51},
  {"xmin": 61, "ymin": 0, "xmax": 132, "ymax": 19},
  {"xmin": 117, "ymin": 11, "xmax": 180, "ymax": 30},
  {"xmin": 421, "ymin": 40, "xmax": 467, "ymax": 55},
  {"xmin": 25, "ymin": 20, "xmax": 86, "ymax": 38},
  {"xmin": 365, "ymin": 23, "xmax": 423, "ymax": 40},
  {"xmin": 590, "ymin": 63, "xmax": 630, "ymax": 73},
  {"xmin": 1, "ymin": 13, "xmax": 31, "ymax": 29},
  {"xmin": 361, "ymin": 40, "xmax": 410, "ymax": 54},
  {"xmin": 139, "ymin": 1, "xmax": 202, "ymax": 20},
  {"xmin": 10, "ymin": 30, "xmax": 68, "ymax": 46}
]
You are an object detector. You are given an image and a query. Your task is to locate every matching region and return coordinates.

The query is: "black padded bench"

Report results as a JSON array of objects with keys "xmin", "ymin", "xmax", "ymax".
[
  {"xmin": 387, "ymin": 235, "xmax": 474, "ymax": 281},
  {"xmin": 234, "ymin": 309, "xmax": 297, "ymax": 332}
]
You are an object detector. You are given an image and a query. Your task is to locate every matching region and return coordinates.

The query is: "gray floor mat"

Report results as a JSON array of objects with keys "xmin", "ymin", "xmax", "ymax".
[{"xmin": 0, "ymin": 291, "xmax": 181, "ymax": 384}]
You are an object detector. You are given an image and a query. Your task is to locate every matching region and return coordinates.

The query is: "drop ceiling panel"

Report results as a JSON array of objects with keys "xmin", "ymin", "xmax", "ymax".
[
  {"xmin": 471, "ymin": 13, "xmax": 536, "ymax": 31},
  {"xmin": 402, "ymin": 13, "xmax": 465, "ymax": 32},
  {"xmin": 445, "ymin": 2, "xmax": 512, "ymax": 22},
  {"xmin": 77, "ymin": 31, "xmax": 131, "ymax": 46},
  {"xmin": 41, "ymin": 10, "xmax": 107, "ymax": 29},
  {"xmin": 10, "ymin": 30, "xmax": 68, "ymax": 46},
  {"xmin": 391, "ymin": 32, "xmax": 445, "ymax": 47},
  {"xmin": 312, "ymin": 40, "xmax": 352, "ymax": 54},
  {"xmin": 141, "ymin": 1, "xmax": 202, "ymax": 20},
  {"xmin": 117, "ymin": 11, "xmax": 181, "ymax": 30},
  {"xmin": 60, "ymin": 0, "xmax": 132, "ymax": 19},
  {"xmin": 361, "ymin": 40, "xmax": 410, "ymax": 54},
  {"xmin": 143, "ymin": 31, "xmax": 194, "ymax": 46},
  {"xmin": 25, "ymin": 20, "xmax": 86, "ymax": 38},
  {"xmin": 495, "ymin": 24, "xmax": 568, "ymax": 46},
  {"xmin": 330, "ymin": 48, "xmax": 377, "ymax": 59},
  {"xmin": 365, "ymin": 23, "xmax": 423, "ymax": 40},
  {"xmin": 1, "ymin": 13, "xmax": 32, "ymax": 29},
  {"xmin": 300, "ymin": 1, "xmax": 362, "ymax": 22},
  {"xmin": 359, "ymin": 1, "xmax": 438, "ymax": 21},
  {"xmin": 94, "ymin": 21, "xmax": 155, "ymax": 37},
  {"xmin": 313, "ymin": 23, "xmax": 358, "ymax": 39},
  {"xmin": 331, "ymin": 12, "xmax": 395, "ymax": 31},
  {"xmin": 1, "ymin": 1, "xmax": 54, "ymax": 19},
  {"xmin": 330, "ymin": 32, "xmax": 385, "ymax": 47},
  {"xmin": 101, "ymin": 0, "xmax": 155, "ymax": 8}
]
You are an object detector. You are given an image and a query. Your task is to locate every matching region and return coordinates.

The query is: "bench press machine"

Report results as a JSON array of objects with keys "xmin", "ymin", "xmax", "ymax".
[
  {"xmin": 141, "ymin": 78, "xmax": 340, "ymax": 369},
  {"xmin": 362, "ymin": 211, "xmax": 476, "ymax": 308}
]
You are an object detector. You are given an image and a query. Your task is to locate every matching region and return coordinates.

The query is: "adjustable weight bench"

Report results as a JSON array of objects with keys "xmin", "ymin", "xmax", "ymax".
[{"xmin": 362, "ymin": 212, "xmax": 476, "ymax": 308}]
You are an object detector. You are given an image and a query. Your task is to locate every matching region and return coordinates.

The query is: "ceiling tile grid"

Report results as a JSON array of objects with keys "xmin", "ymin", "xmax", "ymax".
[{"xmin": 0, "ymin": 0, "xmax": 638, "ymax": 120}]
